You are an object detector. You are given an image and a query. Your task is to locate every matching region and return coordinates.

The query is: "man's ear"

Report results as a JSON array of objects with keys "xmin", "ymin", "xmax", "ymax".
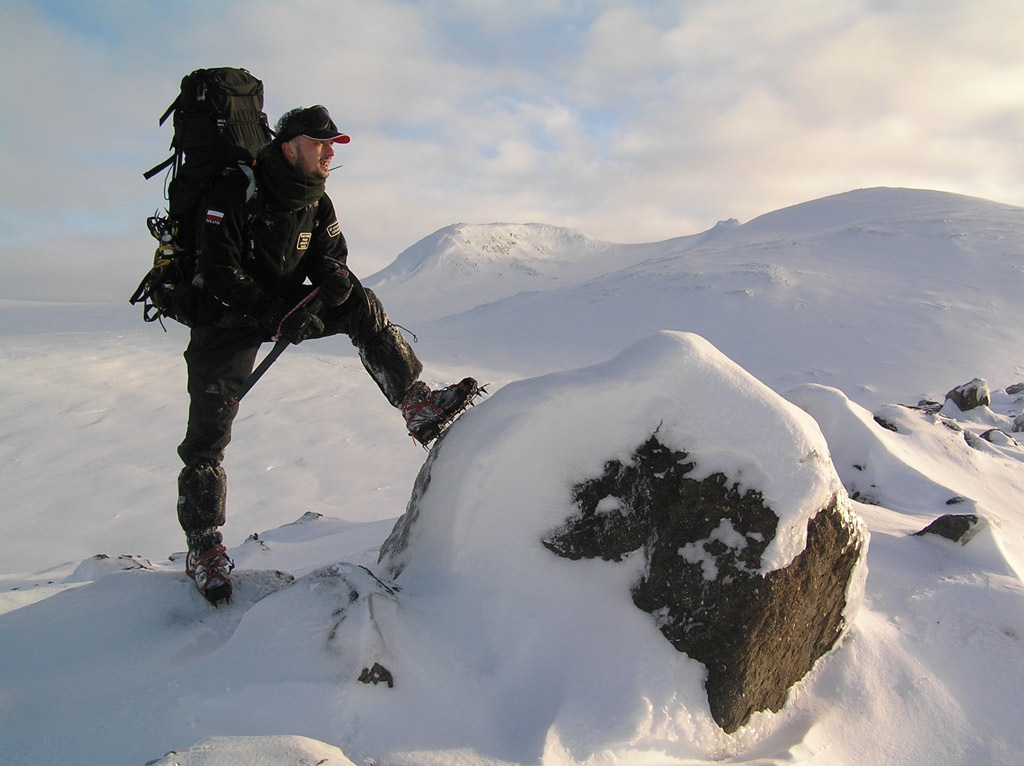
[{"xmin": 280, "ymin": 139, "xmax": 299, "ymax": 163}]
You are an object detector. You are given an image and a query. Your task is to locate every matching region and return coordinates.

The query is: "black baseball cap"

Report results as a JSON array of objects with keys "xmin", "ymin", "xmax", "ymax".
[{"xmin": 275, "ymin": 105, "xmax": 351, "ymax": 144}]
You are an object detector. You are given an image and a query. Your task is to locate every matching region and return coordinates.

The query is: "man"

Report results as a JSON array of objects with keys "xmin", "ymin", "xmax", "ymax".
[{"xmin": 177, "ymin": 105, "xmax": 478, "ymax": 605}]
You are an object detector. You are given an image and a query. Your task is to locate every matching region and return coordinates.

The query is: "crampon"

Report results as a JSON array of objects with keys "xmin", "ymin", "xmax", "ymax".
[
  {"xmin": 185, "ymin": 544, "xmax": 235, "ymax": 606},
  {"xmin": 402, "ymin": 377, "xmax": 487, "ymax": 446}
]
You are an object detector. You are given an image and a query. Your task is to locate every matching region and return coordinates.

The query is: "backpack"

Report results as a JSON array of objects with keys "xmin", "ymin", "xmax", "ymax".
[{"xmin": 130, "ymin": 67, "xmax": 273, "ymax": 326}]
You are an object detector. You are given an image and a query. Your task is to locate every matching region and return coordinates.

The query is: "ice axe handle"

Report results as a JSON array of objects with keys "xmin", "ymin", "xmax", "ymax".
[
  {"xmin": 228, "ymin": 290, "xmax": 323, "ymax": 405},
  {"xmin": 228, "ymin": 338, "xmax": 289, "ymax": 406}
]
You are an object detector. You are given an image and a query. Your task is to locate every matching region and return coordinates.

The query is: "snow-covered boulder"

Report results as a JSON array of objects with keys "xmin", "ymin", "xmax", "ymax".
[
  {"xmin": 144, "ymin": 735, "xmax": 356, "ymax": 766},
  {"xmin": 380, "ymin": 331, "xmax": 867, "ymax": 737},
  {"xmin": 945, "ymin": 377, "xmax": 991, "ymax": 412}
]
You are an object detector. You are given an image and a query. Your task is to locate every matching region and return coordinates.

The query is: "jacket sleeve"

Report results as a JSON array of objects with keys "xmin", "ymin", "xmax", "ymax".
[
  {"xmin": 195, "ymin": 171, "xmax": 270, "ymax": 319},
  {"xmin": 305, "ymin": 195, "xmax": 351, "ymax": 284}
]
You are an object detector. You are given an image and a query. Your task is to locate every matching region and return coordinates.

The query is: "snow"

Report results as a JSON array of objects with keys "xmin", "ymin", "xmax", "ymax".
[{"xmin": 2, "ymin": 187, "xmax": 1024, "ymax": 764}]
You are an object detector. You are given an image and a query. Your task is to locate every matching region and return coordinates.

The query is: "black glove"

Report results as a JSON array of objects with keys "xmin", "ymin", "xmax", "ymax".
[
  {"xmin": 277, "ymin": 306, "xmax": 324, "ymax": 344},
  {"xmin": 262, "ymin": 297, "xmax": 324, "ymax": 344},
  {"xmin": 318, "ymin": 265, "xmax": 353, "ymax": 307}
]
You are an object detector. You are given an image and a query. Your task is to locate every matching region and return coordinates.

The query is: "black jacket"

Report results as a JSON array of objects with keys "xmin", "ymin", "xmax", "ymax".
[{"xmin": 195, "ymin": 165, "xmax": 348, "ymax": 321}]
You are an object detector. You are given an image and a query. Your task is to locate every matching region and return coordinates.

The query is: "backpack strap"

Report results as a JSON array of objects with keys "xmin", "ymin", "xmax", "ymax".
[
  {"xmin": 143, "ymin": 154, "xmax": 176, "ymax": 181},
  {"xmin": 158, "ymin": 96, "xmax": 179, "ymax": 127},
  {"xmin": 143, "ymin": 96, "xmax": 184, "ymax": 180}
]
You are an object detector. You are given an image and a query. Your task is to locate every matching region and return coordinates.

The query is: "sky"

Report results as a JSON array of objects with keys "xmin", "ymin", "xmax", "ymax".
[{"xmin": 3, "ymin": 0, "xmax": 1024, "ymax": 303}]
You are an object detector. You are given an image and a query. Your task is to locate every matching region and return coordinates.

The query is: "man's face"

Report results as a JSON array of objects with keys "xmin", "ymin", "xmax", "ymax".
[{"xmin": 285, "ymin": 136, "xmax": 335, "ymax": 180}]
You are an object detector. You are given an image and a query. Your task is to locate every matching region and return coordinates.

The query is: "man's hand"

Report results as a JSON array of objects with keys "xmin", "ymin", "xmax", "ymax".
[
  {"xmin": 319, "ymin": 265, "xmax": 353, "ymax": 307},
  {"xmin": 262, "ymin": 297, "xmax": 324, "ymax": 344},
  {"xmin": 277, "ymin": 306, "xmax": 324, "ymax": 344}
]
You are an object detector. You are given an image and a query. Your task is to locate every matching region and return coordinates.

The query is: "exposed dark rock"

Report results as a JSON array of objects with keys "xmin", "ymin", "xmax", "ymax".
[
  {"xmin": 945, "ymin": 378, "xmax": 990, "ymax": 411},
  {"xmin": 1006, "ymin": 383, "xmax": 1024, "ymax": 396},
  {"xmin": 940, "ymin": 416, "xmax": 964, "ymax": 433},
  {"xmin": 913, "ymin": 514, "xmax": 982, "ymax": 544},
  {"xmin": 849, "ymin": 489, "xmax": 881, "ymax": 506},
  {"xmin": 379, "ymin": 443, "xmax": 442, "ymax": 577},
  {"xmin": 359, "ymin": 662, "xmax": 395, "ymax": 688},
  {"xmin": 873, "ymin": 416, "xmax": 899, "ymax": 433},
  {"xmin": 543, "ymin": 435, "xmax": 865, "ymax": 733}
]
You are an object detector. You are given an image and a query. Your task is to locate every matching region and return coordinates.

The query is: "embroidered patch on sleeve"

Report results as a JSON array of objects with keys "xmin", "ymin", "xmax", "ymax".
[
  {"xmin": 327, "ymin": 220, "xmax": 342, "ymax": 238},
  {"xmin": 205, "ymin": 209, "xmax": 225, "ymax": 225}
]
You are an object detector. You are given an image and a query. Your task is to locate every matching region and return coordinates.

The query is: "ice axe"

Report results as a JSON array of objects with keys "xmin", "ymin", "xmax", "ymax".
[{"xmin": 228, "ymin": 288, "xmax": 322, "ymax": 405}]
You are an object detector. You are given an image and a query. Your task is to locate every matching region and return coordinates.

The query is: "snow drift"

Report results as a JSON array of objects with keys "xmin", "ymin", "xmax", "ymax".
[{"xmin": 376, "ymin": 331, "xmax": 866, "ymax": 756}]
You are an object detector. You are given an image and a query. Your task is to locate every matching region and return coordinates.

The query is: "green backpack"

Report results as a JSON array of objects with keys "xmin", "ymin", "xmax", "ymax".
[{"xmin": 131, "ymin": 67, "xmax": 273, "ymax": 326}]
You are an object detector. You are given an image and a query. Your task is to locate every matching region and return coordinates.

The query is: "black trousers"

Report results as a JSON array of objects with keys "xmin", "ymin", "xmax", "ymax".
[{"xmin": 175, "ymin": 280, "xmax": 422, "ymax": 537}]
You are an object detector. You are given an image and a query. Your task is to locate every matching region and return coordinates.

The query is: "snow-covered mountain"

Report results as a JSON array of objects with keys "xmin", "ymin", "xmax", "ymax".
[
  {"xmin": 375, "ymin": 188, "xmax": 1024, "ymax": 409},
  {"xmin": 2, "ymin": 187, "xmax": 1024, "ymax": 765},
  {"xmin": 365, "ymin": 221, "xmax": 674, "ymax": 320}
]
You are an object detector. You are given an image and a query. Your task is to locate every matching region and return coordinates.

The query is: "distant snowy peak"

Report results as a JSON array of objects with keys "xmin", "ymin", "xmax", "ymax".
[
  {"xmin": 365, "ymin": 222, "xmax": 664, "ymax": 321},
  {"xmin": 372, "ymin": 222, "xmax": 613, "ymax": 281}
]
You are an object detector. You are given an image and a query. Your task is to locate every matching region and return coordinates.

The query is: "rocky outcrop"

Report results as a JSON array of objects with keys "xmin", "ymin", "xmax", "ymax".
[
  {"xmin": 945, "ymin": 378, "xmax": 990, "ymax": 411},
  {"xmin": 543, "ymin": 434, "xmax": 866, "ymax": 733},
  {"xmin": 913, "ymin": 513, "xmax": 984, "ymax": 544},
  {"xmin": 377, "ymin": 331, "xmax": 868, "ymax": 740}
]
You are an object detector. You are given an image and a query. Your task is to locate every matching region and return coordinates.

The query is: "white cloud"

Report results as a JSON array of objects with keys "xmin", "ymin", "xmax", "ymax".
[{"xmin": 3, "ymin": 0, "xmax": 1024, "ymax": 301}]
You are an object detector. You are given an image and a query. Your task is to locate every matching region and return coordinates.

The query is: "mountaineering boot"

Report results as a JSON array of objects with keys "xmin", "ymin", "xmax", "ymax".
[
  {"xmin": 402, "ymin": 377, "xmax": 481, "ymax": 444},
  {"xmin": 185, "ymin": 542, "xmax": 235, "ymax": 606},
  {"xmin": 177, "ymin": 465, "xmax": 233, "ymax": 604}
]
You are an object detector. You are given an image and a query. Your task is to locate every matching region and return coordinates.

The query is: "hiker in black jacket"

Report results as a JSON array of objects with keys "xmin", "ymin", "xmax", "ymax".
[{"xmin": 177, "ymin": 105, "xmax": 478, "ymax": 604}]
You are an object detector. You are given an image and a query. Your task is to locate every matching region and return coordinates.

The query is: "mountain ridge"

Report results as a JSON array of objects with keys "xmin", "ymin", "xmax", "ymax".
[
  {"xmin": 369, "ymin": 187, "xmax": 1024, "ymax": 408},
  {"xmin": 365, "ymin": 220, "xmax": 672, "ymax": 320}
]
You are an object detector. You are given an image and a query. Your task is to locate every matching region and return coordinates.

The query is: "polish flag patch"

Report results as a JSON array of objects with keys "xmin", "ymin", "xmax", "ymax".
[{"xmin": 205, "ymin": 209, "xmax": 225, "ymax": 225}]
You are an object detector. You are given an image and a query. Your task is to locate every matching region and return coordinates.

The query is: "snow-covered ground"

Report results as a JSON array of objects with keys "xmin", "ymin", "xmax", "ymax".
[{"xmin": 1, "ymin": 188, "xmax": 1023, "ymax": 765}]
